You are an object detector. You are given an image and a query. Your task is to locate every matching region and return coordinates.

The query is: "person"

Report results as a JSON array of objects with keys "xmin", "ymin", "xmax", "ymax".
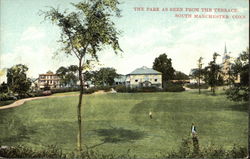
[
  {"xmin": 191, "ymin": 123, "xmax": 197, "ymax": 137},
  {"xmin": 149, "ymin": 111, "xmax": 153, "ymax": 119}
]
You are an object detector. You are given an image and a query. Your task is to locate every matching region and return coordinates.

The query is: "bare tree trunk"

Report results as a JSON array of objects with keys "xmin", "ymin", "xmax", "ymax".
[
  {"xmin": 198, "ymin": 76, "xmax": 201, "ymax": 94},
  {"xmin": 248, "ymin": 50, "xmax": 250, "ymax": 158},
  {"xmin": 77, "ymin": 58, "xmax": 83, "ymax": 154},
  {"xmin": 212, "ymin": 86, "xmax": 215, "ymax": 95}
]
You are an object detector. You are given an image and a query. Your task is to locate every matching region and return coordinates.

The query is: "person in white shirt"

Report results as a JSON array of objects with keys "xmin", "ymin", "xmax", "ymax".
[
  {"xmin": 191, "ymin": 123, "xmax": 197, "ymax": 137},
  {"xmin": 149, "ymin": 111, "xmax": 152, "ymax": 119}
]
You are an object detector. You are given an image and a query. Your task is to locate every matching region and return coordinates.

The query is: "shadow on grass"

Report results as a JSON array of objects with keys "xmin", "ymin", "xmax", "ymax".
[
  {"xmin": 189, "ymin": 89, "xmax": 226, "ymax": 96},
  {"xmin": 0, "ymin": 125, "xmax": 37, "ymax": 143},
  {"xmin": 228, "ymin": 102, "xmax": 248, "ymax": 112},
  {"xmin": 90, "ymin": 127, "xmax": 145, "ymax": 148},
  {"xmin": 0, "ymin": 109, "xmax": 37, "ymax": 143}
]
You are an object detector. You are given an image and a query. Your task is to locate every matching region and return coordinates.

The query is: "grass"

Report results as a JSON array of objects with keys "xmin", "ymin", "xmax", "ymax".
[{"xmin": 0, "ymin": 90, "xmax": 247, "ymax": 158}]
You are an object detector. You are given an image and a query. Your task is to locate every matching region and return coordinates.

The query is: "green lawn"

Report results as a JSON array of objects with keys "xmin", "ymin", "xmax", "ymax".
[{"xmin": 0, "ymin": 91, "xmax": 247, "ymax": 158}]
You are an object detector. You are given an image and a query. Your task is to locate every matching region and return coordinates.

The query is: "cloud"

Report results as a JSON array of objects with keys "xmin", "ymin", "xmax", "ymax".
[
  {"xmin": 21, "ymin": 26, "xmax": 45, "ymax": 41},
  {"xmin": 98, "ymin": 17, "xmax": 248, "ymax": 75},
  {"xmin": 0, "ymin": 43, "xmax": 78, "ymax": 81}
]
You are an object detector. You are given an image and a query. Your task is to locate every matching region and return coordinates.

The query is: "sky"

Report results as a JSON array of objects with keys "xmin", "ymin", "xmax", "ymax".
[{"xmin": 0, "ymin": 0, "xmax": 249, "ymax": 82}]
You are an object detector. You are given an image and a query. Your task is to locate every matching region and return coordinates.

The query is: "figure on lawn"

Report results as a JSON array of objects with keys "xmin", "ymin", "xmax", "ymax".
[
  {"xmin": 191, "ymin": 123, "xmax": 197, "ymax": 137},
  {"xmin": 149, "ymin": 111, "xmax": 153, "ymax": 119}
]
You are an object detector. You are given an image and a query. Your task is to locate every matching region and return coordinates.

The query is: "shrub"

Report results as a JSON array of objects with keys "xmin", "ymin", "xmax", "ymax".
[
  {"xmin": 50, "ymin": 87, "xmax": 80, "ymax": 94},
  {"xmin": 137, "ymin": 87, "xmax": 159, "ymax": 92},
  {"xmin": 164, "ymin": 82, "xmax": 185, "ymax": 92},
  {"xmin": 83, "ymin": 87, "xmax": 98, "ymax": 94},
  {"xmin": 186, "ymin": 83, "xmax": 209, "ymax": 89},
  {"xmin": 0, "ymin": 143, "xmax": 247, "ymax": 158},
  {"xmin": 163, "ymin": 137, "xmax": 247, "ymax": 158},
  {"xmin": 42, "ymin": 90, "xmax": 52, "ymax": 96},
  {"xmin": 0, "ymin": 145, "xmax": 134, "ymax": 159},
  {"xmin": 115, "ymin": 85, "xmax": 127, "ymax": 92},
  {"xmin": 95, "ymin": 86, "xmax": 112, "ymax": 92},
  {"xmin": 0, "ymin": 93, "xmax": 17, "ymax": 101},
  {"xmin": 0, "ymin": 145, "xmax": 66, "ymax": 158},
  {"xmin": 0, "ymin": 100, "xmax": 15, "ymax": 106},
  {"xmin": 115, "ymin": 85, "xmax": 160, "ymax": 93}
]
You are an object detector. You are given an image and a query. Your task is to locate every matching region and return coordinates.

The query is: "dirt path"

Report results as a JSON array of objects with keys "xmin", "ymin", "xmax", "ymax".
[
  {"xmin": 0, "ymin": 90, "xmax": 115, "ymax": 110},
  {"xmin": 183, "ymin": 86, "xmax": 191, "ymax": 91},
  {"xmin": 0, "ymin": 94, "xmax": 78, "ymax": 110}
]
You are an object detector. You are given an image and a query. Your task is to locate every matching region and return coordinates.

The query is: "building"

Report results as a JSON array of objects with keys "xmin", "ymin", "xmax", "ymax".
[
  {"xmin": 38, "ymin": 71, "xmax": 60, "ymax": 89},
  {"xmin": 30, "ymin": 78, "xmax": 39, "ymax": 91},
  {"xmin": 221, "ymin": 44, "xmax": 240, "ymax": 84},
  {"xmin": 189, "ymin": 44, "xmax": 240, "ymax": 84},
  {"xmin": 126, "ymin": 66, "xmax": 162, "ymax": 88},
  {"xmin": 114, "ymin": 75, "xmax": 126, "ymax": 85}
]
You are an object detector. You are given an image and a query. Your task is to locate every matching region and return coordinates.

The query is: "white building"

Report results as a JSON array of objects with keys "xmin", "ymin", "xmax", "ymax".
[{"xmin": 125, "ymin": 66, "xmax": 162, "ymax": 88}]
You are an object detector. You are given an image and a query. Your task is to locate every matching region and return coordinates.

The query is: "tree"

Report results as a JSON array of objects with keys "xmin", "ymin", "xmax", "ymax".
[
  {"xmin": 56, "ymin": 66, "xmax": 68, "ymax": 87},
  {"xmin": 197, "ymin": 57, "xmax": 203, "ymax": 94},
  {"xmin": 203, "ymin": 53, "xmax": 222, "ymax": 95},
  {"xmin": 226, "ymin": 48, "xmax": 249, "ymax": 101},
  {"xmin": 153, "ymin": 53, "xmax": 175, "ymax": 88},
  {"xmin": 173, "ymin": 71, "xmax": 189, "ymax": 80},
  {"xmin": 56, "ymin": 65, "xmax": 79, "ymax": 88},
  {"xmin": 0, "ymin": 82, "xmax": 8, "ymax": 93},
  {"xmin": 6, "ymin": 64, "xmax": 31, "ymax": 96},
  {"xmin": 41, "ymin": 0, "xmax": 122, "ymax": 152},
  {"xmin": 83, "ymin": 71, "xmax": 96, "ymax": 82},
  {"xmin": 95, "ymin": 67, "xmax": 118, "ymax": 86}
]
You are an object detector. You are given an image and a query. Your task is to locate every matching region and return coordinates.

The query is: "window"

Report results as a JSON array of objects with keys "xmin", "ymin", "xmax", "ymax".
[{"xmin": 135, "ymin": 79, "xmax": 138, "ymax": 82}]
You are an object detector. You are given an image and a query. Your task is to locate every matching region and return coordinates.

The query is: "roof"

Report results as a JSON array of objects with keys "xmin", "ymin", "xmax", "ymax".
[
  {"xmin": 39, "ymin": 71, "xmax": 58, "ymax": 76},
  {"xmin": 127, "ymin": 66, "xmax": 162, "ymax": 75}
]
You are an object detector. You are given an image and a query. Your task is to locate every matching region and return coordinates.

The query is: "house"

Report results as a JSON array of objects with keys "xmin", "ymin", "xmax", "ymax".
[
  {"xmin": 114, "ymin": 75, "xmax": 126, "ymax": 85},
  {"xmin": 30, "ymin": 78, "xmax": 39, "ymax": 91},
  {"xmin": 38, "ymin": 71, "xmax": 60, "ymax": 90},
  {"xmin": 126, "ymin": 66, "xmax": 162, "ymax": 88}
]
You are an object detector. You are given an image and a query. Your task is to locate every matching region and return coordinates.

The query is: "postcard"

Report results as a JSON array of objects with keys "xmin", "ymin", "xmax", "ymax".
[{"xmin": 0, "ymin": 0, "xmax": 249, "ymax": 158}]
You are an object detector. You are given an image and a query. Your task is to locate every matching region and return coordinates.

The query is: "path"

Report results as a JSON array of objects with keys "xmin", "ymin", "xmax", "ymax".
[
  {"xmin": 0, "ymin": 94, "xmax": 78, "ymax": 110},
  {"xmin": 0, "ymin": 90, "xmax": 115, "ymax": 110},
  {"xmin": 183, "ymin": 86, "xmax": 191, "ymax": 91}
]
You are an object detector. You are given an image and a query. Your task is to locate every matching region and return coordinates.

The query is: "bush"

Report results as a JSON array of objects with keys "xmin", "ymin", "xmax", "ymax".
[
  {"xmin": 0, "ymin": 143, "xmax": 246, "ymax": 158},
  {"xmin": 164, "ymin": 82, "xmax": 185, "ymax": 92},
  {"xmin": 163, "ymin": 137, "xmax": 247, "ymax": 158},
  {"xmin": 137, "ymin": 87, "xmax": 160, "ymax": 92},
  {"xmin": 0, "ymin": 145, "xmax": 66, "ymax": 158},
  {"xmin": 95, "ymin": 86, "xmax": 112, "ymax": 92},
  {"xmin": 50, "ymin": 87, "xmax": 80, "ymax": 94},
  {"xmin": 83, "ymin": 87, "xmax": 98, "ymax": 94},
  {"xmin": 0, "ymin": 93, "xmax": 17, "ymax": 101},
  {"xmin": 186, "ymin": 83, "xmax": 209, "ymax": 89},
  {"xmin": 115, "ymin": 85, "xmax": 160, "ymax": 93},
  {"xmin": 0, "ymin": 145, "xmax": 134, "ymax": 159},
  {"xmin": 115, "ymin": 85, "xmax": 127, "ymax": 92},
  {"xmin": 0, "ymin": 100, "xmax": 15, "ymax": 106},
  {"xmin": 42, "ymin": 90, "xmax": 52, "ymax": 96}
]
